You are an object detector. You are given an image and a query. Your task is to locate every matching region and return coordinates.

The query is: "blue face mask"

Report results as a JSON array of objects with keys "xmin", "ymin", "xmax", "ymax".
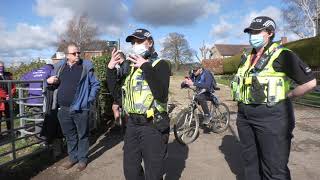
[{"xmin": 249, "ymin": 34, "xmax": 265, "ymax": 49}]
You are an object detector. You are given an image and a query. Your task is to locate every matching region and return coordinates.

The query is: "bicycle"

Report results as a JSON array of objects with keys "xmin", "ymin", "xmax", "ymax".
[{"xmin": 173, "ymin": 87, "xmax": 230, "ymax": 145}]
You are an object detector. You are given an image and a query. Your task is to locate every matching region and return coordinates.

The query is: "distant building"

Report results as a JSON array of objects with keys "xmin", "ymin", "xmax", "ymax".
[
  {"xmin": 209, "ymin": 44, "xmax": 251, "ymax": 59},
  {"xmin": 209, "ymin": 37, "xmax": 288, "ymax": 59},
  {"xmin": 55, "ymin": 40, "xmax": 116, "ymax": 60},
  {"xmin": 51, "ymin": 52, "xmax": 66, "ymax": 64}
]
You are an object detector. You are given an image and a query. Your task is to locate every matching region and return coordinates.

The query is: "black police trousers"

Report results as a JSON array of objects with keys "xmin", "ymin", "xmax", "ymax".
[
  {"xmin": 237, "ymin": 99, "xmax": 295, "ymax": 180},
  {"xmin": 123, "ymin": 114, "xmax": 169, "ymax": 180}
]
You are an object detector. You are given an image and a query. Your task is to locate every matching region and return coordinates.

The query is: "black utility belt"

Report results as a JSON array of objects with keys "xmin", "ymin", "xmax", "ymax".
[{"xmin": 129, "ymin": 113, "xmax": 153, "ymax": 126}]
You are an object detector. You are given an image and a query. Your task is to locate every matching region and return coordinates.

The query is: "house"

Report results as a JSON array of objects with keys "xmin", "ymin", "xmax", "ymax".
[
  {"xmin": 55, "ymin": 40, "xmax": 116, "ymax": 60},
  {"xmin": 209, "ymin": 44, "xmax": 251, "ymax": 59},
  {"xmin": 209, "ymin": 37, "xmax": 288, "ymax": 59}
]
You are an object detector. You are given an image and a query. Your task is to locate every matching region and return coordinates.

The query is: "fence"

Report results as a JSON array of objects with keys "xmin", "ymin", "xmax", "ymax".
[
  {"xmin": 0, "ymin": 80, "xmax": 101, "ymax": 168},
  {"xmin": 0, "ymin": 80, "xmax": 47, "ymax": 168}
]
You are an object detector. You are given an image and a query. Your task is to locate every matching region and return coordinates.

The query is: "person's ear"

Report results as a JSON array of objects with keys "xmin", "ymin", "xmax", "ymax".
[
  {"xmin": 146, "ymin": 39, "xmax": 153, "ymax": 48},
  {"xmin": 267, "ymin": 31, "xmax": 273, "ymax": 38}
]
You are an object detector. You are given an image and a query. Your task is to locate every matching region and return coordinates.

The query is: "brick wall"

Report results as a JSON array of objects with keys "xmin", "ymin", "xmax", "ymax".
[{"xmin": 202, "ymin": 59, "xmax": 224, "ymax": 74}]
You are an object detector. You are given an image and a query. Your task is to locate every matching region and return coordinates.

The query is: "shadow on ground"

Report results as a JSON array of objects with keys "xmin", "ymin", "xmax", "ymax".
[
  {"xmin": 165, "ymin": 139, "xmax": 189, "ymax": 180},
  {"xmin": 88, "ymin": 125, "xmax": 124, "ymax": 163},
  {"xmin": 0, "ymin": 118, "xmax": 123, "ymax": 180},
  {"xmin": 219, "ymin": 134, "xmax": 244, "ymax": 180}
]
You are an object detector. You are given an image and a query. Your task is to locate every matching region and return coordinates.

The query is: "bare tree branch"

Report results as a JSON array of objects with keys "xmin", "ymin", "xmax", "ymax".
[
  {"xmin": 59, "ymin": 14, "xmax": 98, "ymax": 51},
  {"xmin": 282, "ymin": 0, "xmax": 317, "ymax": 38},
  {"xmin": 160, "ymin": 32, "xmax": 194, "ymax": 70}
]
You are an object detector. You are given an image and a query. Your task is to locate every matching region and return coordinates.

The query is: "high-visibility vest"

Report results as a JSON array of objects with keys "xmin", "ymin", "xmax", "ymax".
[
  {"xmin": 122, "ymin": 59, "xmax": 167, "ymax": 116},
  {"xmin": 231, "ymin": 42, "xmax": 292, "ymax": 106}
]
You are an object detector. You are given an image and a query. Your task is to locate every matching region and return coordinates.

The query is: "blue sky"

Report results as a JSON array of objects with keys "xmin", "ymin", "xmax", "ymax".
[{"xmin": 0, "ymin": 0, "xmax": 298, "ymax": 65}]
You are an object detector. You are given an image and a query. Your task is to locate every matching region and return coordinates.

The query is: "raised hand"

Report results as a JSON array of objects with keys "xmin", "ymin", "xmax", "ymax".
[
  {"xmin": 127, "ymin": 54, "xmax": 148, "ymax": 68},
  {"xmin": 108, "ymin": 48, "xmax": 123, "ymax": 69}
]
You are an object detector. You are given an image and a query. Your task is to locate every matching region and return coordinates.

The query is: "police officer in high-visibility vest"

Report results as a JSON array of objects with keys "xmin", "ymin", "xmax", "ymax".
[
  {"xmin": 231, "ymin": 16, "xmax": 317, "ymax": 180},
  {"xmin": 107, "ymin": 28, "xmax": 170, "ymax": 180}
]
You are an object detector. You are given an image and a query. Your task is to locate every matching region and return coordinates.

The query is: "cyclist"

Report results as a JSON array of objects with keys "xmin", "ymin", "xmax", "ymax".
[{"xmin": 182, "ymin": 64, "xmax": 218, "ymax": 124}]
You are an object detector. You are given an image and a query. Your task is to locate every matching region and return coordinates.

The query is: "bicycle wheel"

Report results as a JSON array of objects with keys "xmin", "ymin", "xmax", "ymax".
[
  {"xmin": 173, "ymin": 108, "xmax": 199, "ymax": 145},
  {"xmin": 209, "ymin": 102, "xmax": 230, "ymax": 134}
]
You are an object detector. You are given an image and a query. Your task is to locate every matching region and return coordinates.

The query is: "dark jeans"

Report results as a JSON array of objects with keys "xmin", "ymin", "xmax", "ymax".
[
  {"xmin": 195, "ymin": 92, "xmax": 211, "ymax": 115},
  {"xmin": 28, "ymin": 106, "xmax": 43, "ymax": 135},
  {"xmin": 123, "ymin": 114, "xmax": 169, "ymax": 180},
  {"xmin": 58, "ymin": 107, "xmax": 89, "ymax": 164},
  {"xmin": 0, "ymin": 103, "xmax": 11, "ymax": 133},
  {"xmin": 236, "ymin": 100, "xmax": 295, "ymax": 180}
]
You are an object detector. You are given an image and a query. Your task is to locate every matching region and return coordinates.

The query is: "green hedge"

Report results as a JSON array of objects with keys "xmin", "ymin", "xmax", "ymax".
[
  {"xmin": 223, "ymin": 36, "xmax": 320, "ymax": 74},
  {"xmin": 92, "ymin": 55, "xmax": 113, "ymax": 117},
  {"xmin": 285, "ymin": 36, "xmax": 320, "ymax": 67}
]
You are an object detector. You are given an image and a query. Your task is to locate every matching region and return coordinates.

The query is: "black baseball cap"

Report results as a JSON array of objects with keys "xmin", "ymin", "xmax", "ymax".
[
  {"xmin": 192, "ymin": 63, "xmax": 203, "ymax": 70},
  {"xmin": 244, "ymin": 16, "xmax": 276, "ymax": 33},
  {"xmin": 126, "ymin": 28, "xmax": 152, "ymax": 42}
]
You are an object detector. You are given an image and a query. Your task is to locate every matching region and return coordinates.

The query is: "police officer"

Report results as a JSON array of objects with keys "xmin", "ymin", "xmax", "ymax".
[
  {"xmin": 107, "ymin": 28, "xmax": 170, "ymax": 180},
  {"xmin": 231, "ymin": 16, "xmax": 317, "ymax": 180}
]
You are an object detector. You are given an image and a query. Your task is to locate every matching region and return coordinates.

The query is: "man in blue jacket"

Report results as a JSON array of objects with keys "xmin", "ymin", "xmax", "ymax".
[
  {"xmin": 47, "ymin": 44, "xmax": 100, "ymax": 171},
  {"xmin": 183, "ymin": 65, "xmax": 218, "ymax": 124}
]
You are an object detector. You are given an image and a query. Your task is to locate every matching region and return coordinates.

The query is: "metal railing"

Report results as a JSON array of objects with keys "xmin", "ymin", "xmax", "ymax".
[
  {"xmin": 0, "ymin": 80, "xmax": 47, "ymax": 168},
  {"xmin": 0, "ymin": 80, "xmax": 103, "ymax": 168}
]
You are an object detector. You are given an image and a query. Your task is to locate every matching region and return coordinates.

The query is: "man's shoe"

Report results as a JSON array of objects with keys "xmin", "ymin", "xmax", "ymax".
[
  {"xmin": 202, "ymin": 114, "xmax": 212, "ymax": 125},
  {"xmin": 61, "ymin": 160, "xmax": 77, "ymax": 170},
  {"xmin": 76, "ymin": 162, "xmax": 87, "ymax": 172}
]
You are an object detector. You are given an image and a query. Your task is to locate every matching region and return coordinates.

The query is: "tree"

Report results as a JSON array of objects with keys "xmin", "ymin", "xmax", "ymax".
[
  {"xmin": 59, "ymin": 14, "xmax": 98, "ymax": 51},
  {"xmin": 282, "ymin": 0, "xmax": 317, "ymax": 38},
  {"xmin": 160, "ymin": 33, "xmax": 194, "ymax": 70}
]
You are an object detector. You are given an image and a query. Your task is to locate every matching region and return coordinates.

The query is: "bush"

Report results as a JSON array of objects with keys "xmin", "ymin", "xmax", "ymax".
[
  {"xmin": 222, "ymin": 54, "xmax": 241, "ymax": 74},
  {"xmin": 92, "ymin": 55, "xmax": 113, "ymax": 117},
  {"xmin": 284, "ymin": 36, "xmax": 320, "ymax": 67},
  {"xmin": 7, "ymin": 60, "xmax": 46, "ymax": 80}
]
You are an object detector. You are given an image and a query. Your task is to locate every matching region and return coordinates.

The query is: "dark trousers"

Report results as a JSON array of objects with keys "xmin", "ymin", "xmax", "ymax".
[
  {"xmin": 236, "ymin": 100, "xmax": 295, "ymax": 180},
  {"xmin": 58, "ymin": 107, "xmax": 89, "ymax": 164},
  {"xmin": 195, "ymin": 92, "xmax": 211, "ymax": 115},
  {"xmin": 123, "ymin": 115, "xmax": 169, "ymax": 180},
  {"xmin": 0, "ymin": 103, "xmax": 11, "ymax": 133},
  {"xmin": 28, "ymin": 106, "xmax": 43, "ymax": 135}
]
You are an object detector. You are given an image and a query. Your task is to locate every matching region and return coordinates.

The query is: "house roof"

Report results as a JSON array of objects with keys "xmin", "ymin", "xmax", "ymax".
[{"xmin": 213, "ymin": 44, "xmax": 251, "ymax": 56}]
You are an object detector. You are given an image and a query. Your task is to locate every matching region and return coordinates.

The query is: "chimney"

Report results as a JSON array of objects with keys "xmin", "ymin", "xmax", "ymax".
[{"xmin": 280, "ymin": 37, "xmax": 288, "ymax": 45}]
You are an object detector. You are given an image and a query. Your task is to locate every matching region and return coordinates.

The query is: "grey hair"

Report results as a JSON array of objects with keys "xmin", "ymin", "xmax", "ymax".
[{"xmin": 0, "ymin": 61, "xmax": 4, "ymax": 66}]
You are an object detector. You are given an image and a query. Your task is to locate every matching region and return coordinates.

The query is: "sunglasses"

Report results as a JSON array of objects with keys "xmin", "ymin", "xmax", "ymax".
[{"xmin": 68, "ymin": 52, "xmax": 81, "ymax": 56}]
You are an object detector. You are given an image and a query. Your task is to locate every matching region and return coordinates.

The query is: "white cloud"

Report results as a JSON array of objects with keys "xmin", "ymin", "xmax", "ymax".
[
  {"xmin": 130, "ymin": 0, "xmax": 220, "ymax": 26},
  {"xmin": 34, "ymin": 0, "xmax": 129, "ymax": 36},
  {"xmin": 0, "ymin": 22, "xmax": 57, "ymax": 64},
  {"xmin": 210, "ymin": 18, "xmax": 233, "ymax": 38},
  {"xmin": 0, "ymin": 0, "xmax": 130, "ymax": 64},
  {"xmin": 209, "ymin": 6, "xmax": 300, "ymax": 45}
]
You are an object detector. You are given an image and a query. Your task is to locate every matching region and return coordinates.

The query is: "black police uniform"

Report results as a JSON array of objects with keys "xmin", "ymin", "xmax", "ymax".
[
  {"xmin": 237, "ymin": 43, "xmax": 315, "ymax": 180},
  {"xmin": 106, "ymin": 52, "xmax": 171, "ymax": 180}
]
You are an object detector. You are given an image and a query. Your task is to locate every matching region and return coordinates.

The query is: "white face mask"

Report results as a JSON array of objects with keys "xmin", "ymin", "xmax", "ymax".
[{"xmin": 132, "ymin": 44, "xmax": 148, "ymax": 56}]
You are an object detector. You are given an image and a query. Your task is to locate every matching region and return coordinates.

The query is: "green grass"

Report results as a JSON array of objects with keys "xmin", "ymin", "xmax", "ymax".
[
  {"xmin": 215, "ymin": 75, "xmax": 234, "ymax": 86},
  {"xmin": 295, "ymin": 92, "xmax": 320, "ymax": 107},
  {"xmin": 0, "ymin": 116, "xmax": 44, "ymax": 165}
]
